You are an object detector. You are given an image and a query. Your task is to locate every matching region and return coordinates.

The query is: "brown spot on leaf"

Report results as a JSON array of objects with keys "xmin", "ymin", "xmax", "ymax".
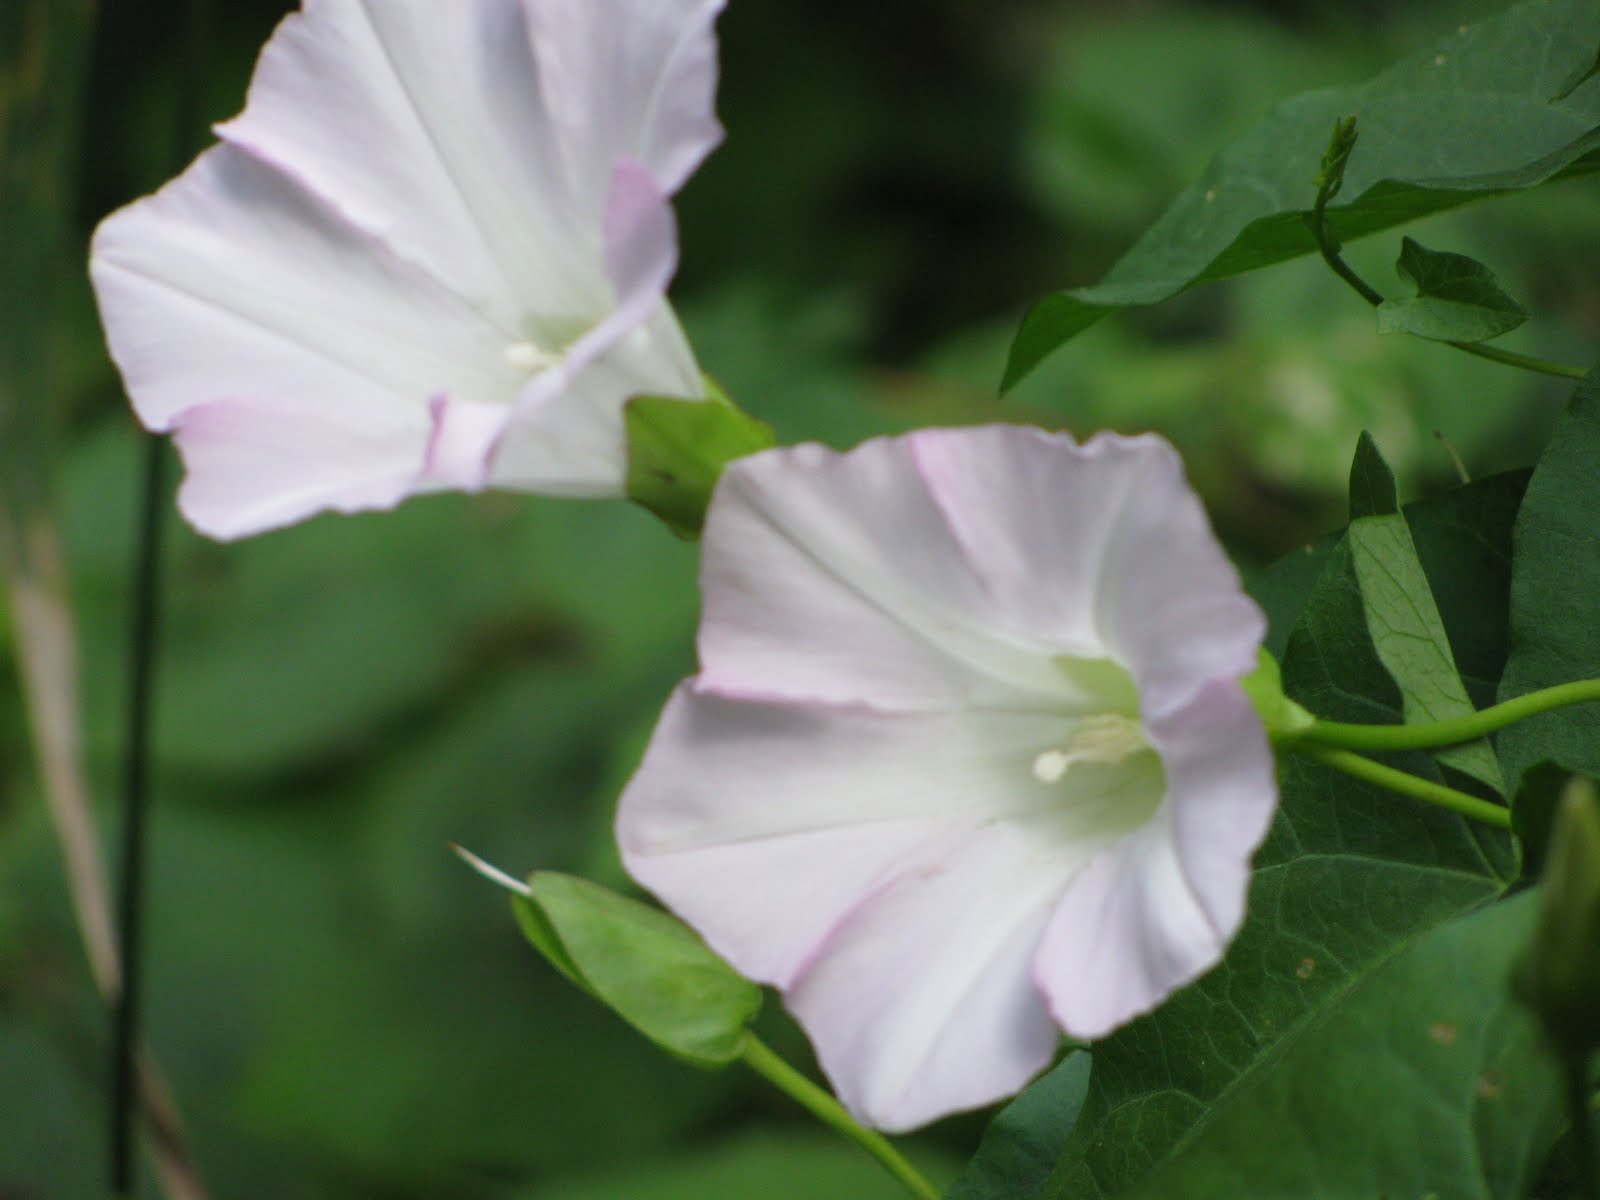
[
  {"xmin": 1295, "ymin": 957, "xmax": 1315, "ymax": 980},
  {"xmin": 1428, "ymin": 1021, "xmax": 1458, "ymax": 1046}
]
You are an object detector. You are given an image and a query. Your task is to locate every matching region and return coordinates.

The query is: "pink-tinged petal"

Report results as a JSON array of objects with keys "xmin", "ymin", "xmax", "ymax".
[
  {"xmin": 912, "ymin": 426, "xmax": 1264, "ymax": 701},
  {"xmin": 1146, "ymin": 679, "xmax": 1278, "ymax": 949},
  {"xmin": 788, "ymin": 824, "xmax": 1076, "ymax": 1132},
  {"xmin": 490, "ymin": 159, "xmax": 701, "ymax": 494},
  {"xmin": 425, "ymin": 396, "xmax": 507, "ymax": 493},
  {"xmin": 620, "ymin": 681, "xmax": 1172, "ymax": 1129},
  {"xmin": 1033, "ymin": 681, "xmax": 1276, "ymax": 1040},
  {"xmin": 90, "ymin": 144, "xmax": 517, "ymax": 436},
  {"xmin": 172, "ymin": 393, "xmax": 431, "ymax": 540},
  {"xmin": 695, "ymin": 438, "xmax": 1079, "ymax": 711},
  {"xmin": 216, "ymin": 0, "xmax": 594, "ymax": 318},
  {"xmin": 909, "ymin": 426, "xmax": 1157, "ymax": 653},
  {"xmin": 1086, "ymin": 435, "xmax": 1265, "ymax": 714},
  {"xmin": 620, "ymin": 684, "xmax": 1077, "ymax": 984},
  {"xmin": 525, "ymin": 0, "xmax": 726, "ymax": 209}
]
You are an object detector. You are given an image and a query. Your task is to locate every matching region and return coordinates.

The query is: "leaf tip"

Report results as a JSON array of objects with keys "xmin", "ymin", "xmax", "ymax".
[{"xmin": 451, "ymin": 843, "xmax": 533, "ymax": 897}]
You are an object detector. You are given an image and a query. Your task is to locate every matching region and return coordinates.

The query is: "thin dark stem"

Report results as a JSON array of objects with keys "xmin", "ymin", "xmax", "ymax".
[
  {"xmin": 1309, "ymin": 117, "xmax": 1590, "ymax": 383},
  {"xmin": 1571, "ymin": 1054, "xmax": 1598, "ymax": 1200},
  {"xmin": 112, "ymin": 0, "xmax": 206, "ymax": 1187},
  {"xmin": 111, "ymin": 436, "xmax": 167, "ymax": 1197}
]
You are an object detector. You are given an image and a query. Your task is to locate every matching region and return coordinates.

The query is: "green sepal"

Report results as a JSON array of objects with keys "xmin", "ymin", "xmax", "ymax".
[
  {"xmin": 1242, "ymin": 649, "xmax": 1315, "ymax": 743},
  {"xmin": 625, "ymin": 381, "xmax": 776, "ymax": 539},
  {"xmin": 503, "ymin": 869, "xmax": 762, "ymax": 1068},
  {"xmin": 1376, "ymin": 237, "xmax": 1529, "ymax": 345}
]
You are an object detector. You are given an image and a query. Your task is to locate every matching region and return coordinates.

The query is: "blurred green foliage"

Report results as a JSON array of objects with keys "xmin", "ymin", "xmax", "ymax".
[{"xmin": 2, "ymin": 0, "xmax": 1597, "ymax": 1197}]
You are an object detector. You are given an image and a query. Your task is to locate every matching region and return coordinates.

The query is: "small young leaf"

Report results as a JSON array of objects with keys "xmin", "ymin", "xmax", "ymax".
[
  {"xmin": 1376, "ymin": 237, "xmax": 1529, "ymax": 344},
  {"xmin": 625, "ymin": 387, "xmax": 776, "ymax": 539},
  {"xmin": 1312, "ymin": 114, "xmax": 1359, "ymax": 208},
  {"xmin": 511, "ymin": 872, "xmax": 763, "ymax": 1068},
  {"xmin": 1347, "ymin": 431, "xmax": 1398, "ymax": 520}
]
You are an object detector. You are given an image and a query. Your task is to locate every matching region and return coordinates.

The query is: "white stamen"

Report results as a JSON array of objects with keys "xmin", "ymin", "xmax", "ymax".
[
  {"xmin": 504, "ymin": 341, "xmax": 562, "ymax": 372},
  {"xmin": 1032, "ymin": 713, "xmax": 1146, "ymax": 784},
  {"xmin": 1032, "ymin": 750, "xmax": 1071, "ymax": 784}
]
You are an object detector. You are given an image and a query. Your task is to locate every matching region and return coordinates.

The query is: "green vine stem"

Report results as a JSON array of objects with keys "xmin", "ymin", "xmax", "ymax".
[
  {"xmin": 1290, "ymin": 742, "xmax": 1512, "ymax": 830},
  {"xmin": 1310, "ymin": 116, "xmax": 1589, "ymax": 383},
  {"xmin": 1298, "ymin": 680, "xmax": 1600, "ymax": 754},
  {"xmin": 739, "ymin": 1035, "xmax": 940, "ymax": 1200}
]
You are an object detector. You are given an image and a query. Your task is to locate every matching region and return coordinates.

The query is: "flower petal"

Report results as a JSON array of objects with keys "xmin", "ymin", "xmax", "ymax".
[
  {"xmin": 172, "ymin": 392, "xmax": 430, "ymax": 540},
  {"xmin": 1033, "ymin": 680, "xmax": 1276, "ymax": 1040},
  {"xmin": 1087, "ymin": 437, "xmax": 1266, "ymax": 714},
  {"xmin": 620, "ymin": 681, "xmax": 1171, "ymax": 1129},
  {"xmin": 216, "ymin": 0, "xmax": 595, "ymax": 318},
  {"xmin": 910, "ymin": 425, "xmax": 1264, "ymax": 703},
  {"xmin": 90, "ymin": 143, "xmax": 516, "ymax": 437},
  {"xmin": 787, "ymin": 824, "xmax": 1074, "ymax": 1132},
  {"xmin": 525, "ymin": 0, "xmax": 726, "ymax": 208},
  {"xmin": 696, "ymin": 437, "xmax": 1083, "ymax": 711},
  {"xmin": 619, "ymin": 684, "xmax": 1076, "ymax": 985},
  {"xmin": 489, "ymin": 159, "xmax": 701, "ymax": 495}
]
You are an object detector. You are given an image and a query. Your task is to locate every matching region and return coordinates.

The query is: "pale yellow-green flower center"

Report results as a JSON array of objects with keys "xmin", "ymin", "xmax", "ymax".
[{"xmin": 1032, "ymin": 712, "xmax": 1149, "ymax": 783}]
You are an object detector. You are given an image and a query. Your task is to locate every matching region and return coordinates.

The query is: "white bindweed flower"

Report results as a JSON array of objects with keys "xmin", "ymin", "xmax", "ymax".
[
  {"xmin": 90, "ymin": 0, "xmax": 724, "ymax": 539},
  {"xmin": 617, "ymin": 425, "xmax": 1278, "ymax": 1132}
]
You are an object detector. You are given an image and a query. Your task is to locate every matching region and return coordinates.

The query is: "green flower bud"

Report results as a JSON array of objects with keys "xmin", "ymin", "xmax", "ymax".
[{"xmin": 1513, "ymin": 776, "xmax": 1600, "ymax": 1057}]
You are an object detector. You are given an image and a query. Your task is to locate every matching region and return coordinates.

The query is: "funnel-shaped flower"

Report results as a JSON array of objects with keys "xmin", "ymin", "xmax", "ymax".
[
  {"xmin": 91, "ymin": 0, "xmax": 724, "ymax": 539},
  {"xmin": 617, "ymin": 426, "xmax": 1277, "ymax": 1132}
]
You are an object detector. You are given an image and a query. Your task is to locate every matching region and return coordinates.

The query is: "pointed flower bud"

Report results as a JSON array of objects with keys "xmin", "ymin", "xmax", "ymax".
[{"xmin": 1515, "ymin": 776, "xmax": 1600, "ymax": 1057}]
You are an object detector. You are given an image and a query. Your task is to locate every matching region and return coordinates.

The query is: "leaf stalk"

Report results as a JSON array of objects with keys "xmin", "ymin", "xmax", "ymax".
[
  {"xmin": 1290, "ymin": 742, "xmax": 1512, "ymax": 830},
  {"xmin": 739, "ymin": 1035, "xmax": 940, "ymax": 1200}
]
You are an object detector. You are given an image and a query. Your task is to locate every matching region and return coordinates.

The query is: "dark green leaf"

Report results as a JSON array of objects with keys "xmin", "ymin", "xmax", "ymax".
[
  {"xmin": 1376, "ymin": 237, "xmax": 1529, "ymax": 344},
  {"xmin": 512, "ymin": 872, "xmax": 763, "ymax": 1068},
  {"xmin": 1005, "ymin": 0, "xmax": 1600, "ymax": 388},
  {"xmin": 1042, "ymin": 485, "xmax": 1521, "ymax": 1197},
  {"xmin": 1347, "ymin": 431, "xmax": 1398, "ymax": 519},
  {"xmin": 1348, "ymin": 509, "xmax": 1503, "ymax": 794},
  {"xmin": 945, "ymin": 1052, "xmax": 1090, "ymax": 1200},
  {"xmin": 1511, "ymin": 761, "xmax": 1573, "ymax": 880},
  {"xmin": 1497, "ymin": 372, "xmax": 1600, "ymax": 790},
  {"xmin": 1404, "ymin": 470, "xmax": 1528, "ymax": 707},
  {"xmin": 1050, "ymin": 893, "xmax": 1562, "ymax": 1199},
  {"xmin": 1554, "ymin": 42, "xmax": 1600, "ymax": 101},
  {"xmin": 625, "ymin": 390, "xmax": 776, "ymax": 539}
]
